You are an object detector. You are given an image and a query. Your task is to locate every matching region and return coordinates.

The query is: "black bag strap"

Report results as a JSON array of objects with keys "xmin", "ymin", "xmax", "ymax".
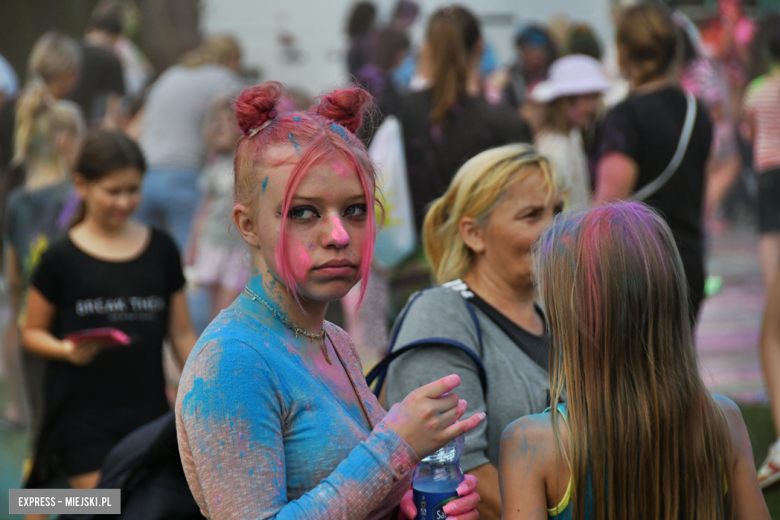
[{"xmin": 366, "ymin": 286, "xmax": 487, "ymax": 397}]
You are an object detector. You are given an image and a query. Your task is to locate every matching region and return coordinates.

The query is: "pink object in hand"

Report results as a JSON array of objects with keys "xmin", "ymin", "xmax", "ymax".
[{"xmin": 66, "ymin": 328, "xmax": 132, "ymax": 348}]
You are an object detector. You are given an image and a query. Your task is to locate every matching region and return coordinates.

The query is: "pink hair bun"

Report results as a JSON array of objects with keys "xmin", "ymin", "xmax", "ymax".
[
  {"xmin": 235, "ymin": 81, "xmax": 283, "ymax": 135},
  {"xmin": 314, "ymin": 87, "xmax": 371, "ymax": 134}
]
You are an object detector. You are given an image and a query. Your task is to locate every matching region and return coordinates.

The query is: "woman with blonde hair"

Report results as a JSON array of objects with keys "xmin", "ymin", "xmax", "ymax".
[
  {"xmin": 2, "ymin": 82, "xmax": 84, "ymax": 436},
  {"xmin": 594, "ymin": 2, "xmax": 713, "ymax": 322},
  {"xmin": 381, "ymin": 144, "xmax": 563, "ymax": 520},
  {"xmin": 0, "ymin": 31, "xmax": 81, "ymax": 176},
  {"xmin": 499, "ymin": 202, "xmax": 768, "ymax": 519}
]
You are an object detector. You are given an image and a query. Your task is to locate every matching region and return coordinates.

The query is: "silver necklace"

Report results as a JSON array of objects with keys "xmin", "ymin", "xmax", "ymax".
[{"xmin": 242, "ymin": 286, "xmax": 331, "ymax": 364}]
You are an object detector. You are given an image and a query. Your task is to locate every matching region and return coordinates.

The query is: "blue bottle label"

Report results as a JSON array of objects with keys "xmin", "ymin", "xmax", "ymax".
[{"xmin": 413, "ymin": 489, "xmax": 458, "ymax": 520}]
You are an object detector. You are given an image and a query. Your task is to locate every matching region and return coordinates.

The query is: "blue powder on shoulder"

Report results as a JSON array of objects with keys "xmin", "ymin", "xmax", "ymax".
[{"xmin": 289, "ymin": 133, "xmax": 299, "ymax": 152}]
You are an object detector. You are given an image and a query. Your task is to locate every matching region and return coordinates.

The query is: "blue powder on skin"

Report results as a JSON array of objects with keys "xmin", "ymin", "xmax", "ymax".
[
  {"xmin": 293, "ymin": 116, "xmax": 301, "ymax": 121},
  {"xmin": 262, "ymin": 177, "xmax": 269, "ymax": 193},
  {"xmin": 289, "ymin": 133, "xmax": 299, "ymax": 152}
]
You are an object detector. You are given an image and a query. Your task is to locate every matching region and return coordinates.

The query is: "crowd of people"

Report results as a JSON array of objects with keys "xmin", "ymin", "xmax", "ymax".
[{"xmin": 0, "ymin": 0, "xmax": 779, "ymax": 518}]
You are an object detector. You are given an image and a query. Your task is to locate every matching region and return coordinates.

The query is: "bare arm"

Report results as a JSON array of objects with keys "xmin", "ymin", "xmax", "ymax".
[
  {"xmin": 168, "ymin": 289, "xmax": 197, "ymax": 369},
  {"xmin": 22, "ymin": 287, "xmax": 99, "ymax": 365},
  {"xmin": 593, "ymin": 152, "xmax": 639, "ymax": 204},
  {"xmin": 466, "ymin": 463, "xmax": 501, "ymax": 520},
  {"xmin": 499, "ymin": 415, "xmax": 559, "ymax": 520},
  {"xmin": 714, "ymin": 395, "xmax": 771, "ymax": 520}
]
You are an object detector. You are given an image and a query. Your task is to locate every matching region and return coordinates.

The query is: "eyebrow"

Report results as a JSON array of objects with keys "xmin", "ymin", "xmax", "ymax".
[{"xmin": 290, "ymin": 194, "xmax": 367, "ymax": 204}]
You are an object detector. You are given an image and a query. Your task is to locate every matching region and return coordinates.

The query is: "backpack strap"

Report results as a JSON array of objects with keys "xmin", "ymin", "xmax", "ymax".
[
  {"xmin": 367, "ymin": 286, "xmax": 486, "ymax": 397},
  {"xmin": 632, "ymin": 91, "xmax": 697, "ymax": 202}
]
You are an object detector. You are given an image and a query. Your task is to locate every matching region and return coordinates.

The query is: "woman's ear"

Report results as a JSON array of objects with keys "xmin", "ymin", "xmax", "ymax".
[
  {"xmin": 233, "ymin": 203, "xmax": 261, "ymax": 248},
  {"xmin": 73, "ymin": 172, "xmax": 89, "ymax": 199},
  {"xmin": 459, "ymin": 215, "xmax": 486, "ymax": 255}
]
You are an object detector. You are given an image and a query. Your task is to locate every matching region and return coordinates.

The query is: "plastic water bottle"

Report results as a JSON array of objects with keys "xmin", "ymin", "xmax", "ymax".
[{"xmin": 412, "ymin": 434, "xmax": 465, "ymax": 520}]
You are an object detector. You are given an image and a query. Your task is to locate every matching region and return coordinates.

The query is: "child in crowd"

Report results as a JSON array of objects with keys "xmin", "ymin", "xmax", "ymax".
[
  {"xmin": 2, "ymin": 82, "xmax": 84, "ymax": 432},
  {"xmin": 22, "ymin": 130, "xmax": 196, "ymax": 497},
  {"xmin": 499, "ymin": 203, "xmax": 768, "ymax": 519},
  {"xmin": 187, "ymin": 94, "xmax": 249, "ymax": 321}
]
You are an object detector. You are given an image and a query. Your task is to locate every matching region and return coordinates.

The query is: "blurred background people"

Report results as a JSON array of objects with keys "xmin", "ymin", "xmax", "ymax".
[
  {"xmin": 186, "ymin": 94, "xmax": 249, "ymax": 324},
  {"xmin": 135, "ymin": 35, "xmax": 243, "ymax": 252},
  {"xmin": 594, "ymin": 2, "xmax": 713, "ymax": 323},
  {"xmin": 531, "ymin": 54, "xmax": 610, "ymax": 210},
  {"xmin": 678, "ymin": 13, "xmax": 741, "ymax": 234},
  {"xmin": 385, "ymin": 145, "xmax": 561, "ymax": 520},
  {"xmin": 66, "ymin": 1, "xmax": 126, "ymax": 129},
  {"xmin": 2, "ymin": 84, "xmax": 84, "ymax": 435},
  {"xmin": 400, "ymin": 5, "xmax": 532, "ymax": 233},
  {"xmin": 0, "ymin": 32, "xmax": 81, "ymax": 187},
  {"xmin": 503, "ymin": 25, "xmax": 559, "ymax": 109},
  {"xmin": 345, "ymin": 1, "xmax": 378, "ymax": 77},
  {"xmin": 743, "ymin": 17, "xmax": 780, "ymax": 291},
  {"xmin": 0, "ymin": 53, "xmax": 18, "ymax": 110}
]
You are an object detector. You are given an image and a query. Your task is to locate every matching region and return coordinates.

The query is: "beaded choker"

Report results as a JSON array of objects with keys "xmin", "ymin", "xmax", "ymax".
[{"xmin": 242, "ymin": 286, "xmax": 331, "ymax": 364}]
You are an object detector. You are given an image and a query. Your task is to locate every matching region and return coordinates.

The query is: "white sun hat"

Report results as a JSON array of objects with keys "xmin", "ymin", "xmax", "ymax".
[{"xmin": 530, "ymin": 54, "xmax": 611, "ymax": 103}]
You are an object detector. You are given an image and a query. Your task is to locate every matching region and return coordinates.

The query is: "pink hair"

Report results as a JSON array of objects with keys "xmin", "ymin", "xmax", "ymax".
[{"xmin": 233, "ymin": 81, "xmax": 379, "ymax": 307}]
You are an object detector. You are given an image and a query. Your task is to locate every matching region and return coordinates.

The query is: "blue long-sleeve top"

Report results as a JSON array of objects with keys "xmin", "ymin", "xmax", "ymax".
[{"xmin": 175, "ymin": 277, "xmax": 418, "ymax": 519}]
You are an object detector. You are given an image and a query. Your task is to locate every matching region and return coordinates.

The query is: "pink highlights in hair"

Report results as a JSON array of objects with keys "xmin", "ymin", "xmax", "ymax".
[{"xmin": 234, "ymin": 81, "xmax": 379, "ymax": 307}]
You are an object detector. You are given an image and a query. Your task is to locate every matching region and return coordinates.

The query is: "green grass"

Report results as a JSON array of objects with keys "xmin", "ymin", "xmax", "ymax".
[
  {"xmin": 740, "ymin": 404, "xmax": 780, "ymax": 517},
  {"xmin": 0, "ymin": 379, "xmax": 28, "ymax": 520}
]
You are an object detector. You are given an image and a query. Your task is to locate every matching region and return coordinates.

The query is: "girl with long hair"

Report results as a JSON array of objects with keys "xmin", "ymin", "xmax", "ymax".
[
  {"xmin": 22, "ymin": 130, "xmax": 197, "ymax": 496},
  {"xmin": 2, "ymin": 84, "xmax": 84, "ymax": 432},
  {"xmin": 594, "ymin": 3, "xmax": 713, "ymax": 322},
  {"xmin": 400, "ymin": 5, "xmax": 532, "ymax": 231},
  {"xmin": 499, "ymin": 202, "xmax": 768, "ymax": 520},
  {"xmin": 175, "ymin": 81, "xmax": 483, "ymax": 519}
]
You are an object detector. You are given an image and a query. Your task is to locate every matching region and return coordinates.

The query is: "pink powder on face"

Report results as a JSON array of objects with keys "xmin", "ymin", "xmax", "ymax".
[
  {"xmin": 287, "ymin": 239, "xmax": 313, "ymax": 281},
  {"xmin": 332, "ymin": 160, "xmax": 350, "ymax": 178},
  {"xmin": 331, "ymin": 217, "xmax": 349, "ymax": 246}
]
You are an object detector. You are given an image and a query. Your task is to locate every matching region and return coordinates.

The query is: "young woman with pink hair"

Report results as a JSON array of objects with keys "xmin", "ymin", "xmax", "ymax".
[{"xmin": 174, "ymin": 82, "xmax": 483, "ymax": 519}]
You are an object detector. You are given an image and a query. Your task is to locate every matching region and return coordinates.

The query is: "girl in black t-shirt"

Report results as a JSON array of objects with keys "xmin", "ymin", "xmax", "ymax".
[{"xmin": 22, "ymin": 130, "xmax": 197, "ymax": 492}]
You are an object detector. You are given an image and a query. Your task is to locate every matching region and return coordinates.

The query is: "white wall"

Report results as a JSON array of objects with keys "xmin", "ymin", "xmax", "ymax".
[{"xmin": 201, "ymin": 0, "xmax": 615, "ymax": 95}]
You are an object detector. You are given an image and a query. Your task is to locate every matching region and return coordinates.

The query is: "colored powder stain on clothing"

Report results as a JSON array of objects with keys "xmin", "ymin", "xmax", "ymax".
[
  {"xmin": 262, "ymin": 176, "xmax": 269, "ymax": 193},
  {"xmin": 175, "ymin": 286, "xmax": 420, "ymax": 518},
  {"xmin": 289, "ymin": 133, "xmax": 299, "ymax": 152},
  {"xmin": 293, "ymin": 116, "xmax": 301, "ymax": 121}
]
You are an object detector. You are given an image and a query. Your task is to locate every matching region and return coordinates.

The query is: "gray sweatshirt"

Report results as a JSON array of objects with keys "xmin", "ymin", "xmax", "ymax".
[{"xmin": 384, "ymin": 281, "xmax": 549, "ymax": 471}]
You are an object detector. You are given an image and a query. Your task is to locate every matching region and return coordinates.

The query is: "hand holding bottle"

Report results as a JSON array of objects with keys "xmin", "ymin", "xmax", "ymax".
[
  {"xmin": 381, "ymin": 374, "xmax": 486, "ymax": 460},
  {"xmin": 399, "ymin": 474, "xmax": 480, "ymax": 520}
]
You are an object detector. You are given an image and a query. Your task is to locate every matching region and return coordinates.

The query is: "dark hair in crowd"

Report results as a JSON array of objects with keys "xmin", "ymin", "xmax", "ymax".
[
  {"xmin": 370, "ymin": 29, "xmax": 411, "ymax": 70},
  {"xmin": 346, "ymin": 2, "xmax": 377, "ymax": 38},
  {"xmin": 89, "ymin": 0, "xmax": 125, "ymax": 36},
  {"xmin": 567, "ymin": 23, "xmax": 602, "ymax": 61},
  {"xmin": 72, "ymin": 130, "xmax": 146, "ymax": 225},
  {"xmin": 427, "ymin": 5, "xmax": 481, "ymax": 123},
  {"xmin": 617, "ymin": 3, "xmax": 678, "ymax": 84},
  {"xmin": 763, "ymin": 12, "xmax": 780, "ymax": 62}
]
